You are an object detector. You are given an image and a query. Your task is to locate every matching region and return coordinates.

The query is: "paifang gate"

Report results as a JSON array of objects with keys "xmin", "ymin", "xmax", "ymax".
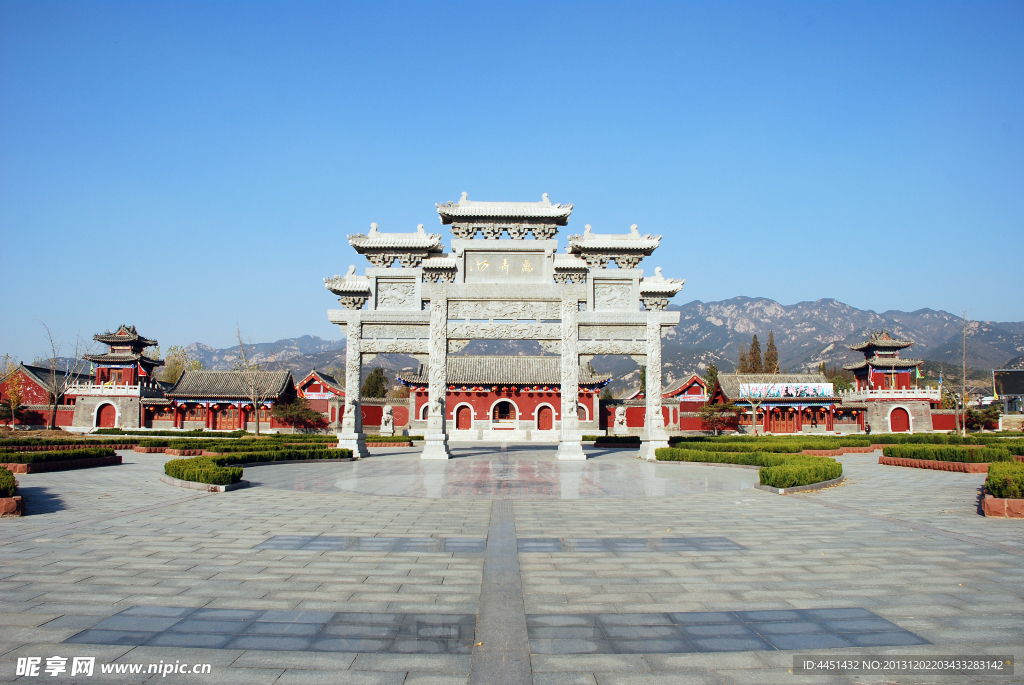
[{"xmin": 323, "ymin": 193, "xmax": 685, "ymax": 461}]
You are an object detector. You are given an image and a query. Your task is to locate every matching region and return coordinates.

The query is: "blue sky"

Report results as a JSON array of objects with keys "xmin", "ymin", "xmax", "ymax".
[{"xmin": 1, "ymin": 1, "xmax": 1021, "ymax": 361}]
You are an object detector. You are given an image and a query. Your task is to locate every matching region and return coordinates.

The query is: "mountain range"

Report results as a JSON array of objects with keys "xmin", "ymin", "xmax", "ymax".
[{"xmin": 180, "ymin": 298, "xmax": 1024, "ymax": 391}]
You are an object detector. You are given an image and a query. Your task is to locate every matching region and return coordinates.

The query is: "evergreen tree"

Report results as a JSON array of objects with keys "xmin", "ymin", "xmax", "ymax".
[
  {"xmin": 765, "ymin": 331, "xmax": 779, "ymax": 373},
  {"xmin": 749, "ymin": 335, "xmax": 763, "ymax": 373},
  {"xmin": 361, "ymin": 367, "xmax": 388, "ymax": 398},
  {"xmin": 703, "ymin": 364, "xmax": 719, "ymax": 394},
  {"xmin": 638, "ymin": 366, "xmax": 647, "ymax": 394},
  {"xmin": 737, "ymin": 342, "xmax": 749, "ymax": 374}
]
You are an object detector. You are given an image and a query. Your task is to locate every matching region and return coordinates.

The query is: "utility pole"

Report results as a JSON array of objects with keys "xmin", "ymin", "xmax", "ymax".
[{"xmin": 961, "ymin": 311, "xmax": 969, "ymax": 437}]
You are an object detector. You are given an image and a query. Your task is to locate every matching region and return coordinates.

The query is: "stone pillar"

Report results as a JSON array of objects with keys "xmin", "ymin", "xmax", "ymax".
[
  {"xmin": 558, "ymin": 296, "xmax": 585, "ymax": 460},
  {"xmin": 422, "ymin": 287, "xmax": 452, "ymax": 459},
  {"xmin": 639, "ymin": 313, "xmax": 670, "ymax": 461},
  {"xmin": 337, "ymin": 314, "xmax": 368, "ymax": 458}
]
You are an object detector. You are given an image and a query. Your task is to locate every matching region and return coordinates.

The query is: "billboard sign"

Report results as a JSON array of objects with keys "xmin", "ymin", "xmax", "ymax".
[{"xmin": 739, "ymin": 383, "xmax": 834, "ymax": 399}]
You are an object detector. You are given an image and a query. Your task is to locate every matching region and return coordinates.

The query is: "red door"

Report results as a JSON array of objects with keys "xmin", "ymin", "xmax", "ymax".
[
  {"xmin": 97, "ymin": 404, "xmax": 117, "ymax": 427},
  {"xmin": 537, "ymin": 406, "xmax": 553, "ymax": 431},
  {"xmin": 456, "ymin": 406, "xmax": 472, "ymax": 430},
  {"xmin": 890, "ymin": 407, "xmax": 910, "ymax": 432}
]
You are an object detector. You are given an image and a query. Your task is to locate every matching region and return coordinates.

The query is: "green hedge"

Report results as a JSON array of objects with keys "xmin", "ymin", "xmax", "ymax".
[
  {"xmin": 870, "ymin": 434, "xmax": 985, "ymax": 445},
  {"xmin": 585, "ymin": 435, "xmax": 640, "ymax": 443},
  {"xmin": 364, "ymin": 435, "xmax": 423, "ymax": 442},
  {"xmin": 0, "ymin": 437, "xmax": 139, "ymax": 448},
  {"xmin": 986, "ymin": 462, "xmax": 1024, "ymax": 499},
  {"xmin": 0, "ymin": 448, "xmax": 117, "ymax": 464},
  {"xmin": 210, "ymin": 448, "xmax": 353, "ymax": 465},
  {"xmin": 164, "ymin": 457, "xmax": 243, "ymax": 485},
  {"xmin": 201, "ymin": 442, "xmax": 336, "ymax": 454},
  {"xmin": 164, "ymin": 447, "xmax": 355, "ymax": 485},
  {"xmin": 94, "ymin": 428, "xmax": 248, "ymax": 437},
  {"xmin": 760, "ymin": 457, "xmax": 843, "ymax": 488},
  {"xmin": 0, "ymin": 466, "xmax": 17, "ymax": 497},
  {"xmin": 881, "ymin": 445, "xmax": 1013, "ymax": 463},
  {"xmin": 655, "ymin": 447, "xmax": 842, "ymax": 488}
]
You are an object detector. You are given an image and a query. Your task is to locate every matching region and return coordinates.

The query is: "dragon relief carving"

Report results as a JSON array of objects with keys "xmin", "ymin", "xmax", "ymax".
[
  {"xmin": 377, "ymin": 282, "xmax": 416, "ymax": 308},
  {"xmin": 595, "ymin": 283, "xmax": 633, "ymax": 310}
]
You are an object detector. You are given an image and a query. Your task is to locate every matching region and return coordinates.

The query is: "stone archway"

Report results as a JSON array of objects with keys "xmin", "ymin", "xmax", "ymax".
[
  {"xmin": 889, "ymin": 407, "xmax": 911, "ymax": 433},
  {"xmin": 96, "ymin": 403, "xmax": 117, "ymax": 428}
]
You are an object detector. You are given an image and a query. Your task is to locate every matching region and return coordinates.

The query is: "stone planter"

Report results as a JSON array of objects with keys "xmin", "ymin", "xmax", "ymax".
[
  {"xmin": 0, "ymin": 455, "xmax": 122, "ymax": 474},
  {"xmin": 133, "ymin": 446, "xmax": 166, "ymax": 453},
  {"xmin": 878, "ymin": 456, "xmax": 988, "ymax": 473},
  {"xmin": 981, "ymin": 493, "xmax": 1024, "ymax": 518},
  {"xmin": 159, "ymin": 474, "xmax": 250, "ymax": 493},
  {"xmin": 0, "ymin": 495, "xmax": 24, "ymax": 517},
  {"xmin": 756, "ymin": 475, "xmax": 845, "ymax": 495},
  {"xmin": 164, "ymin": 449, "xmax": 204, "ymax": 457},
  {"xmin": 366, "ymin": 442, "xmax": 412, "ymax": 447}
]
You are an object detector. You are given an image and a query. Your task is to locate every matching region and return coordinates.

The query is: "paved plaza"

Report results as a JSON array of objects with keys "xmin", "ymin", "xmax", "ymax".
[{"xmin": 1, "ymin": 446, "xmax": 1022, "ymax": 684}]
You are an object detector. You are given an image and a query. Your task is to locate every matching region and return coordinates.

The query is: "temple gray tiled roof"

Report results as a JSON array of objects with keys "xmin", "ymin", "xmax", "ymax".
[
  {"xmin": 398, "ymin": 356, "xmax": 611, "ymax": 386},
  {"xmin": 93, "ymin": 325, "xmax": 158, "ymax": 347},
  {"xmin": 849, "ymin": 331, "xmax": 914, "ymax": 352},
  {"xmin": 715, "ymin": 373, "xmax": 831, "ymax": 399},
  {"xmin": 436, "ymin": 193, "xmax": 573, "ymax": 224},
  {"xmin": 167, "ymin": 370, "xmax": 293, "ymax": 400},
  {"xmin": 83, "ymin": 352, "xmax": 163, "ymax": 366},
  {"xmin": 567, "ymin": 223, "xmax": 661, "ymax": 252},
  {"xmin": 843, "ymin": 357, "xmax": 923, "ymax": 370}
]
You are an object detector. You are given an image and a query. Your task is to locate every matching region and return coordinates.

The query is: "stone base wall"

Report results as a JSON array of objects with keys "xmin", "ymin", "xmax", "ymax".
[
  {"xmin": 865, "ymin": 400, "xmax": 933, "ymax": 434},
  {"xmin": 71, "ymin": 396, "xmax": 141, "ymax": 429}
]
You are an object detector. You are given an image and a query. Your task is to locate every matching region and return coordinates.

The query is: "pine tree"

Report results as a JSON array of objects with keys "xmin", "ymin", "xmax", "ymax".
[
  {"xmin": 749, "ymin": 335, "xmax": 763, "ymax": 373},
  {"xmin": 361, "ymin": 367, "xmax": 388, "ymax": 398},
  {"xmin": 737, "ymin": 342, "xmax": 749, "ymax": 374},
  {"xmin": 638, "ymin": 366, "xmax": 647, "ymax": 395},
  {"xmin": 703, "ymin": 364, "xmax": 719, "ymax": 394},
  {"xmin": 765, "ymin": 331, "xmax": 779, "ymax": 373}
]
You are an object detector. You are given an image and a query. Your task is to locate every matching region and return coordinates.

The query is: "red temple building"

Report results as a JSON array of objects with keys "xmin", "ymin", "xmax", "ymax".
[
  {"xmin": 840, "ymin": 331, "xmax": 948, "ymax": 433},
  {"xmin": 161, "ymin": 370, "xmax": 297, "ymax": 431},
  {"xmin": 397, "ymin": 357, "xmax": 611, "ymax": 441}
]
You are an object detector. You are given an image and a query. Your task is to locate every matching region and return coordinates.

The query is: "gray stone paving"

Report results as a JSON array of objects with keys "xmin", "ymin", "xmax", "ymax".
[{"xmin": 0, "ymin": 447, "xmax": 1022, "ymax": 684}]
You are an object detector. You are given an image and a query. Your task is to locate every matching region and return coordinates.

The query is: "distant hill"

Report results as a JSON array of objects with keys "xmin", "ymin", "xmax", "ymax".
[{"xmin": 177, "ymin": 298, "xmax": 1024, "ymax": 389}]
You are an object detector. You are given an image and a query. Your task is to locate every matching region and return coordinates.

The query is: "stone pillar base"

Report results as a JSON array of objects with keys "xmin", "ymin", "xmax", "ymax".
[
  {"xmin": 337, "ymin": 432, "xmax": 369, "ymax": 459},
  {"xmin": 557, "ymin": 431, "xmax": 586, "ymax": 460},
  {"xmin": 421, "ymin": 432, "xmax": 451, "ymax": 460},
  {"xmin": 378, "ymin": 427, "xmax": 395, "ymax": 436},
  {"xmin": 639, "ymin": 433, "xmax": 670, "ymax": 461}
]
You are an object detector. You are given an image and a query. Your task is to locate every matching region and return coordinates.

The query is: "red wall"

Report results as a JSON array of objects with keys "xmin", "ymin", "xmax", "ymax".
[
  {"xmin": 931, "ymin": 413, "xmax": 958, "ymax": 431},
  {"xmin": 0, "ymin": 370, "xmax": 51, "ymax": 405}
]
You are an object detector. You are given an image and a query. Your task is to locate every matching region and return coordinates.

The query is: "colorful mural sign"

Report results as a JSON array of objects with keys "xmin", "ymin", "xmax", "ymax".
[{"xmin": 739, "ymin": 383, "xmax": 834, "ymax": 399}]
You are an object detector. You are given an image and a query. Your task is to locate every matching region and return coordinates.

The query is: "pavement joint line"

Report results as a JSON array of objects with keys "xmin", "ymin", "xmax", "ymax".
[
  {"xmin": 0, "ymin": 493, "xmax": 211, "ymax": 547},
  {"xmin": 470, "ymin": 499, "xmax": 531, "ymax": 685},
  {"xmin": 806, "ymin": 500, "xmax": 1024, "ymax": 558}
]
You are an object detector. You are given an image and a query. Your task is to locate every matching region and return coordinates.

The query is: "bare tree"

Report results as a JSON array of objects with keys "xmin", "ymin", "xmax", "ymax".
[
  {"xmin": 740, "ymin": 368, "xmax": 781, "ymax": 436},
  {"xmin": 235, "ymin": 326, "xmax": 283, "ymax": 437},
  {"xmin": 40, "ymin": 323, "xmax": 94, "ymax": 430}
]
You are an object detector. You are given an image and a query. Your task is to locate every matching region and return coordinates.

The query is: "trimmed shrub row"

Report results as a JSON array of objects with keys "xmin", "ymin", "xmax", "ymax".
[
  {"xmin": 164, "ymin": 447, "xmax": 355, "ymax": 485},
  {"xmin": 0, "ymin": 437, "xmax": 139, "ymax": 448},
  {"xmin": 95, "ymin": 428, "xmax": 248, "ymax": 438},
  {"xmin": 164, "ymin": 457, "xmax": 243, "ymax": 485},
  {"xmin": 364, "ymin": 435, "xmax": 424, "ymax": 442},
  {"xmin": 881, "ymin": 445, "xmax": 1013, "ymax": 463},
  {"xmin": 0, "ymin": 448, "xmax": 117, "ymax": 464},
  {"xmin": 986, "ymin": 462, "xmax": 1024, "ymax": 499},
  {"xmin": 0, "ymin": 466, "xmax": 17, "ymax": 497},
  {"xmin": 585, "ymin": 435, "xmax": 640, "ymax": 444},
  {"xmin": 655, "ymin": 447, "xmax": 842, "ymax": 489}
]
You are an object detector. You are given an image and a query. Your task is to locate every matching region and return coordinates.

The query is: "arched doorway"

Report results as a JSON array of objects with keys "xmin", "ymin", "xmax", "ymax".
[
  {"xmin": 456, "ymin": 405, "xmax": 473, "ymax": 430},
  {"xmin": 492, "ymin": 401, "xmax": 517, "ymax": 428},
  {"xmin": 890, "ymin": 407, "xmax": 911, "ymax": 432},
  {"xmin": 537, "ymin": 406, "xmax": 553, "ymax": 431},
  {"xmin": 96, "ymin": 403, "xmax": 117, "ymax": 428}
]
